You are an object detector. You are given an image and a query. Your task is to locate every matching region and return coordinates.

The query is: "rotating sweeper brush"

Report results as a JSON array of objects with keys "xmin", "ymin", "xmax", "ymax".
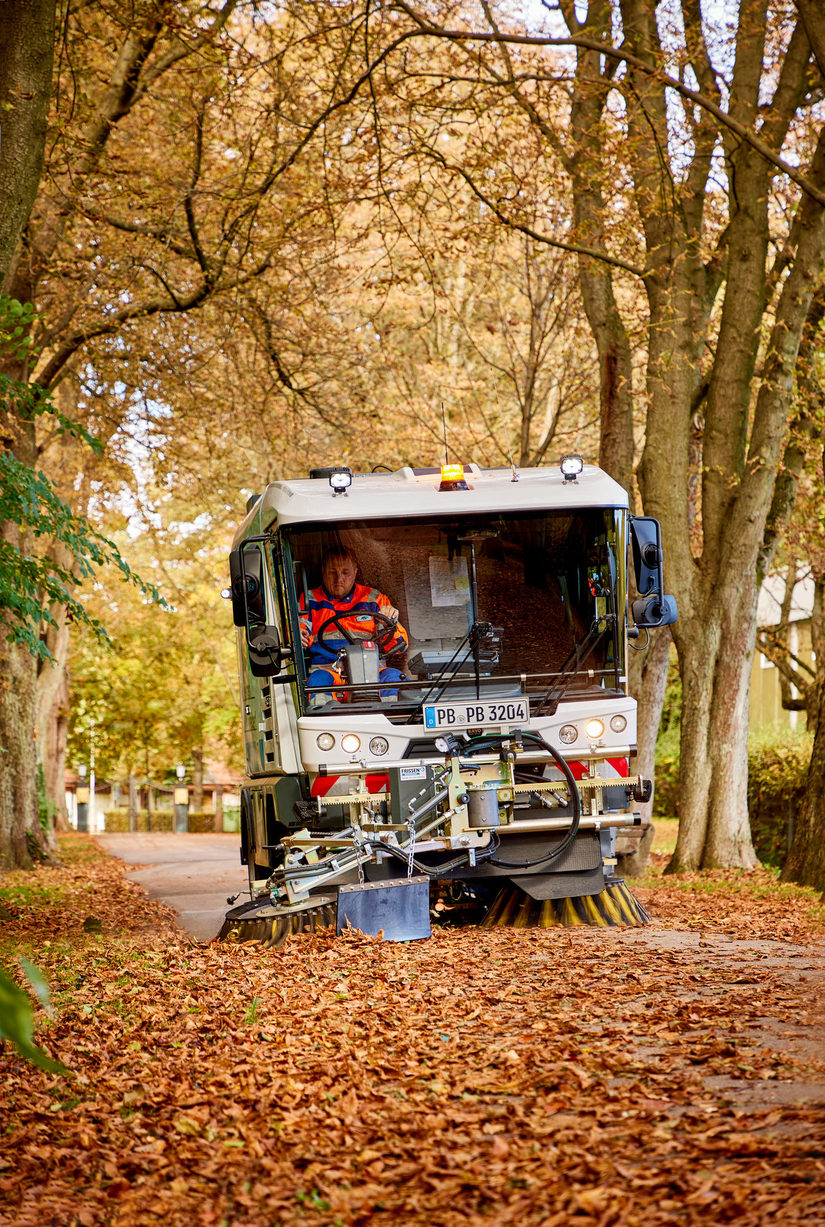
[
  {"xmin": 218, "ymin": 893, "xmax": 338, "ymax": 948},
  {"xmin": 480, "ymin": 877, "xmax": 650, "ymax": 929},
  {"xmin": 217, "ymin": 875, "xmax": 650, "ymax": 948}
]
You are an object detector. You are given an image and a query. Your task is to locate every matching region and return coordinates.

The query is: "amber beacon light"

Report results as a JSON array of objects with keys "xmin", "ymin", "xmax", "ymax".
[{"xmin": 439, "ymin": 463, "xmax": 469, "ymax": 491}]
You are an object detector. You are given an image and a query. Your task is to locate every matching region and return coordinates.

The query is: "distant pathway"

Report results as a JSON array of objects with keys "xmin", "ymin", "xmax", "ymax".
[{"xmin": 95, "ymin": 832, "xmax": 247, "ymax": 941}]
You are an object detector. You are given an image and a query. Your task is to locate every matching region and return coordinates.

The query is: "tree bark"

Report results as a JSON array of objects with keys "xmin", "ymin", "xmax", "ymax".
[
  {"xmin": 622, "ymin": 626, "xmax": 672, "ymax": 875},
  {"xmin": 0, "ymin": 0, "xmax": 56, "ymax": 288},
  {"xmin": 35, "ymin": 541, "xmax": 72, "ymax": 831},
  {"xmin": 0, "ymin": 426, "xmax": 41, "ymax": 867},
  {"xmin": 782, "ymin": 672, "xmax": 825, "ymax": 890}
]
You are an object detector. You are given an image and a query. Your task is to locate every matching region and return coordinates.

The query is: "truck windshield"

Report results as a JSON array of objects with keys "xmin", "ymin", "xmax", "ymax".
[{"xmin": 284, "ymin": 508, "xmax": 626, "ymax": 718}]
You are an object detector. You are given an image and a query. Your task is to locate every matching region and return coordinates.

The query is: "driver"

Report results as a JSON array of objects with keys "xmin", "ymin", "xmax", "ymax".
[{"xmin": 300, "ymin": 546, "xmax": 408, "ymax": 706}]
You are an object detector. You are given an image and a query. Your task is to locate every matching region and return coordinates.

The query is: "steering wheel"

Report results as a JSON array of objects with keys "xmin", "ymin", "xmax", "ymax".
[{"xmin": 316, "ymin": 610, "xmax": 405, "ymax": 656}]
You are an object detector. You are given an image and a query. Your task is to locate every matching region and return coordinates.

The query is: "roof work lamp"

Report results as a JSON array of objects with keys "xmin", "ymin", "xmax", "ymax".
[{"xmin": 560, "ymin": 454, "xmax": 584, "ymax": 482}]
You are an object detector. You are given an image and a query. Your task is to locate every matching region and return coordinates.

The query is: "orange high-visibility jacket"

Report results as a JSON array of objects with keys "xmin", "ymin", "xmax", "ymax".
[{"xmin": 299, "ymin": 583, "xmax": 408, "ymax": 666}]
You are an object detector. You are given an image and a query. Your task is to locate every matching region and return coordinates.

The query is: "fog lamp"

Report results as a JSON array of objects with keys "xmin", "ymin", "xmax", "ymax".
[
  {"xmin": 316, "ymin": 732, "xmax": 335, "ymax": 751},
  {"xmin": 610, "ymin": 714, "xmax": 627, "ymax": 733}
]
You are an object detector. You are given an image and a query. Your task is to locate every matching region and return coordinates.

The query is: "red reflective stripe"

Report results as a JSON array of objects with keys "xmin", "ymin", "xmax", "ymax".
[
  {"xmin": 567, "ymin": 761, "xmax": 587, "ymax": 780},
  {"xmin": 607, "ymin": 758, "xmax": 629, "ymax": 778},
  {"xmin": 310, "ymin": 776, "xmax": 339, "ymax": 797},
  {"xmin": 311, "ymin": 773, "xmax": 388, "ymax": 796}
]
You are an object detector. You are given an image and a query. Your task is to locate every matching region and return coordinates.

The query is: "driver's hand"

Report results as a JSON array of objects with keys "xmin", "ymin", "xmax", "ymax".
[
  {"xmin": 300, "ymin": 621, "xmax": 311, "ymax": 647},
  {"xmin": 379, "ymin": 603, "xmax": 398, "ymax": 624}
]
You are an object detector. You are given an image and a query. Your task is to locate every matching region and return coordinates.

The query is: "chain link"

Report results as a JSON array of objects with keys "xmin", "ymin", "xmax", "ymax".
[
  {"xmin": 406, "ymin": 813, "xmax": 416, "ymax": 878},
  {"xmin": 353, "ymin": 824, "xmax": 365, "ymax": 884}
]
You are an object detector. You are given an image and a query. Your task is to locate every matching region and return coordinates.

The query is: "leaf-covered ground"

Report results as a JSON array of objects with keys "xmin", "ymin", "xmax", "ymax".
[{"xmin": 1, "ymin": 835, "xmax": 824, "ymax": 1226}]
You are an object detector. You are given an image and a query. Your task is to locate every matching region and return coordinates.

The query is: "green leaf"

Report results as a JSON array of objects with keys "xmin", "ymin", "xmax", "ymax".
[{"xmin": 0, "ymin": 967, "xmax": 69, "ymax": 1074}]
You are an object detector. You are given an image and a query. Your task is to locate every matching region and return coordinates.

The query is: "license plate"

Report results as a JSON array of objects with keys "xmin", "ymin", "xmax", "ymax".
[{"xmin": 423, "ymin": 698, "xmax": 529, "ymax": 731}]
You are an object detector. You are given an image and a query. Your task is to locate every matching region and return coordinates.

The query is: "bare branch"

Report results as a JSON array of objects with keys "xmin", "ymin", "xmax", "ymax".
[
  {"xmin": 394, "ymin": 3, "xmax": 825, "ymax": 207},
  {"xmin": 421, "ymin": 142, "xmax": 645, "ymax": 278}
]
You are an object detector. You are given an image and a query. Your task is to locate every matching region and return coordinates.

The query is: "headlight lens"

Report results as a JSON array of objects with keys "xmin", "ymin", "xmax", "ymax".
[
  {"xmin": 316, "ymin": 732, "xmax": 335, "ymax": 751},
  {"xmin": 610, "ymin": 714, "xmax": 627, "ymax": 733},
  {"xmin": 341, "ymin": 733, "xmax": 361, "ymax": 754},
  {"xmin": 369, "ymin": 736, "xmax": 389, "ymax": 756},
  {"xmin": 559, "ymin": 724, "xmax": 578, "ymax": 744},
  {"xmin": 585, "ymin": 718, "xmax": 605, "ymax": 739}
]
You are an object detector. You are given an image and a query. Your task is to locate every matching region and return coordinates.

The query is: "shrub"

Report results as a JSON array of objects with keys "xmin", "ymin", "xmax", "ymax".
[
  {"xmin": 653, "ymin": 725, "xmax": 680, "ymax": 819},
  {"xmin": 99, "ymin": 809, "xmax": 237, "ymax": 834},
  {"xmin": 653, "ymin": 726, "xmax": 812, "ymax": 868},
  {"xmin": 747, "ymin": 729, "xmax": 812, "ymax": 868}
]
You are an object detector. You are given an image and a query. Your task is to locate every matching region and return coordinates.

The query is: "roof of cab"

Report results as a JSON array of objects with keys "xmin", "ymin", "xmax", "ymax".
[{"xmin": 233, "ymin": 462, "xmax": 628, "ymax": 545}]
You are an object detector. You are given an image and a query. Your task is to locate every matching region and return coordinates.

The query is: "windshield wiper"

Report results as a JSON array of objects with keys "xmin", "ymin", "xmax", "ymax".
[
  {"xmin": 533, "ymin": 615, "xmax": 615, "ymax": 717},
  {"xmin": 404, "ymin": 620, "xmax": 501, "ymax": 723}
]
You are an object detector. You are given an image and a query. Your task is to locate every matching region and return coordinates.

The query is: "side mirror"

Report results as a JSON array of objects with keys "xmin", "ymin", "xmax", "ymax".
[
  {"xmin": 229, "ymin": 545, "xmax": 265, "ymax": 628},
  {"xmin": 248, "ymin": 625, "xmax": 292, "ymax": 678},
  {"xmin": 629, "ymin": 517, "xmax": 664, "ymax": 596},
  {"xmin": 629, "ymin": 517, "xmax": 678, "ymax": 629}
]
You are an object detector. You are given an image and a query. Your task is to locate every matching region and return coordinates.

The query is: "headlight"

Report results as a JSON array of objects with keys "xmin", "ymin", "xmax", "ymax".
[
  {"xmin": 610, "ymin": 714, "xmax": 627, "ymax": 733},
  {"xmin": 585, "ymin": 719, "xmax": 605, "ymax": 739},
  {"xmin": 559, "ymin": 725, "xmax": 578, "ymax": 744},
  {"xmin": 341, "ymin": 733, "xmax": 361, "ymax": 754},
  {"xmin": 369, "ymin": 736, "xmax": 389, "ymax": 756},
  {"xmin": 316, "ymin": 732, "xmax": 335, "ymax": 751}
]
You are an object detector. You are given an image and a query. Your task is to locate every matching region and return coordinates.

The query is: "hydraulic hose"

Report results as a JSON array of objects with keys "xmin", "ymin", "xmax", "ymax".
[
  {"xmin": 364, "ymin": 835, "xmax": 499, "ymax": 878},
  {"xmin": 463, "ymin": 730, "xmax": 582, "ymax": 870}
]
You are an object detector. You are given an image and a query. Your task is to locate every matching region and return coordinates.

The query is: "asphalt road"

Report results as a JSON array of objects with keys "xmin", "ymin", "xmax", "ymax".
[{"xmin": 96, "ymin": 832, "xmax": 248, "ymax": 941}]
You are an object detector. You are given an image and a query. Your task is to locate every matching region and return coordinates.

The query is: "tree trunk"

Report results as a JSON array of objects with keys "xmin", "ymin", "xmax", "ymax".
[
  {"xmin": 214, "ymin": 786, "xmax": 224, "ymax": 834},
  {"xmin": 0, "ymin": 628, "xmax": 40, "ymax": 870},
  {"xmin": 0, "ymin": 1, "xmax": 56, "ymax": 867},
  {"xmin": 35, "ymin": 543, "xmax": 72, "ymax": 831},
  {"xmin": 782, "ymin": 677, "xmax": 825, "ymax": 891},
  {"xmin": 0, "ymin": 0, "xmax": 56, "ymax": 288},
  {"xmin": 0, "ymin": 413, "xmax": 48, "ymax": 868},
  {"xmin": 782, "ymin": 568, "xmax": 825, "ymax": 890},
  {"xmin": 670, "ymin": 584, "xmax": 759, "ymax": 871},
  {"xmin": 621, "ymin": 626, "xmax": 672, "ymax": 875}
]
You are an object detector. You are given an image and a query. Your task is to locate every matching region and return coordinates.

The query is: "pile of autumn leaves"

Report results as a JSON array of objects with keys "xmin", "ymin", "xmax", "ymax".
[{"xmin": 1, "ymin": 839, "xmax": 824, "ymax": 1227}]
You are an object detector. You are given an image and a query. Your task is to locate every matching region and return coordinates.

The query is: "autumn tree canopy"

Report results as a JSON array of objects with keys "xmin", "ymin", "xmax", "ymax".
[{"xmin": 2, "ymin": 0, "xmax": 824, "ymax": 881}]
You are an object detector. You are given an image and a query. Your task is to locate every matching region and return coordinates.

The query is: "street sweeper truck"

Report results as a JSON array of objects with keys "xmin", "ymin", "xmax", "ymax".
[{"xmin": 219, "ymin": 455, "xmax": 676, "ymax": 945}]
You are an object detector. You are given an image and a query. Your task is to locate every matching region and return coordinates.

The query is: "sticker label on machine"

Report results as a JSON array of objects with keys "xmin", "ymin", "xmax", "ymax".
[
  {"xmin": 399, "ymin": 765, "xmax": 427, "ymax": 781},
  {"xmin": 423, "ymin": 698, "xmax": 529, "ymax": 730}
]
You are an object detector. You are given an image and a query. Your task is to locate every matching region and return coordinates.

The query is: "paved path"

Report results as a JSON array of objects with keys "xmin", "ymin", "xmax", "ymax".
[{"xmin": 96, "ymin": 832, "xmax": 248, "ymax": 941}]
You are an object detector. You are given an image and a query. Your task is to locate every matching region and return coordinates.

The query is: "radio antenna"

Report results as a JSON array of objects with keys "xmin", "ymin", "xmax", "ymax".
[{"xmin": 441, "ymin": 402, "xmax": 449, "ymax": 465}]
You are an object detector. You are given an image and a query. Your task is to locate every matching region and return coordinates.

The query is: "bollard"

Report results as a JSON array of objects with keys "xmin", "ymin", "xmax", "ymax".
[{"xmin": 174, "ymin": 786, "xmax": 189, "ymax": 833}]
